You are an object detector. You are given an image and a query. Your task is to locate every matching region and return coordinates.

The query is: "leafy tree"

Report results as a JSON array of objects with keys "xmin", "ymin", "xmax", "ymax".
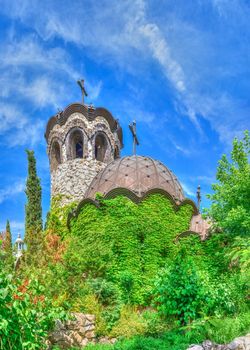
[
  {"xmin": 207, "ymin": 130, "xmax": 250, "ymax": 236},
  {"xmin": 25, "ymin": 150, "xmax": 43, "ymax": 264}
]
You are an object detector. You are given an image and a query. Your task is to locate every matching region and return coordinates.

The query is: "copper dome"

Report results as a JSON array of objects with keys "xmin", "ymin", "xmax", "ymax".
[{"xmin": 85, "ymin": 155, "xmax": 185, "ymax": 203}]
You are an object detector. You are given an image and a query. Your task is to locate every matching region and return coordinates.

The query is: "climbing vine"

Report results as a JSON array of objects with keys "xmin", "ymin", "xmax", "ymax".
[{"xmin": 69, "ymin": 194, "xmax": 194, "ymax": 304}]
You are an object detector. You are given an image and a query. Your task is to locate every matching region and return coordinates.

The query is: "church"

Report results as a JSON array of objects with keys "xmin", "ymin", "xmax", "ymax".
[{"xmin": 45, "ymin": 81, "xmax": 210, "ymax": 240}]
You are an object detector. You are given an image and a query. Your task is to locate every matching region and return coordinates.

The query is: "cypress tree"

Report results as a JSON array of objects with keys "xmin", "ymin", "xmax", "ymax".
[
  {"xmin": 5, "ymin": 220, "xmax": 13, "ymax": 269},
  {"xmin": 5, "ymin": 220, "xmax": 12, "ymax": 254},
  {"xmin": 25, "ymin": 150, "xmax": 43, "ymax": 263}
]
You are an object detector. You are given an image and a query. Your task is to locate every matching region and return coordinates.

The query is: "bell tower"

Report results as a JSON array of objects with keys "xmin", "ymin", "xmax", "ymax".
[{"xmin": 45, "ymin": 93, "xmax": 123, "ymax": 205}]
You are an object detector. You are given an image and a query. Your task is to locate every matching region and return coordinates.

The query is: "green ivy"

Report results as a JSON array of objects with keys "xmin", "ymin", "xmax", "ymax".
[{"xmin": 69, "ymin": 194, "xmax": 194, "ymax": 304}]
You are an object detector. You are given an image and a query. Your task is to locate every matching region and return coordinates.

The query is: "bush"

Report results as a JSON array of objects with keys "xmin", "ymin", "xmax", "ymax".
[
  {"xmin": 109, "ymin": 306, "xmax": 146, "ymax": 338},
  {"xmin": 152, "ymin": 249, "xmax": 242, "ymax": 326},
  {"xmin": 0, "ymin": 272, "xmax": 66, "ymax": 350},
  {"xmin": 152, "ymin": 250, "xmax": 204, "ymax": 325},
  {"xmin": 142, "ymin": 310, "xmax": 169, "ymax": 336},
  {"xmin": 88, "ymin": 278, "xmax": 121, "ymax": 306}
]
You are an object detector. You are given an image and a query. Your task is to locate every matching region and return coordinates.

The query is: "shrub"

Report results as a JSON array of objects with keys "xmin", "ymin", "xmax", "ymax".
[
  {"xmin": 0, "ymin": 272, "xmax": 66, "ymax": 350},
  {"xmin": 152, "ymin": 250, "xmax": 203, "ymax": 325},
  {"xmin": 109, "ymin": 306, "xmax": 146, "ymax": 338},
  {"xmin": 88, "ymin": 278, "xmax": 121, "ymax": 306},
  {"xmin": 142, "ymin": 310, "xmax": 169, "ymax": 336}
]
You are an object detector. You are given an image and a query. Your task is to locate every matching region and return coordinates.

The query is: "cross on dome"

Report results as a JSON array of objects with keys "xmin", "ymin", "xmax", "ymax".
[{"xmin": 129, "ymin": 120, "xmax": 139, "ymax": 155}]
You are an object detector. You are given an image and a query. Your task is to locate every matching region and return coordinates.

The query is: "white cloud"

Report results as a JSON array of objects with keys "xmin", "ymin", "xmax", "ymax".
[
  {"xmin": 87, "ymin": 81, "xmax": 103, "ymax": 102},
  {"xmin": 0, "ymin": 35, "xmax": 76, "ymax": 107},
  {"xmin": 0, "ymin": 0, "xmax": 249, "ymax": 146},
  {"xmin": 170, "ymin": 139, "xmax": 192, "ymax": 156},
  {"xmin": 0, "ymin": 103, "xmax": 44, "ymax": 146},
  {"xmin": 182, "ymin": 182, "xmax": 196, "ymax": 198},
  {"xmin": 0, "ymin": 36, "xmax": 75, "ymax": 76},
  {"xmin": 0, "ymin": 178, "xmax": 25, "ymax": 204},
  {"xmin": 0, "ymin": 33, "xmax": 103, "ymax": 147}
]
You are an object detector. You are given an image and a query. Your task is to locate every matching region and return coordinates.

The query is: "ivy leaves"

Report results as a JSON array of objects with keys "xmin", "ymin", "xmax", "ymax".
[{"xmin": 69, "ymin": 194, "xmax": 194, "ymax": 304}]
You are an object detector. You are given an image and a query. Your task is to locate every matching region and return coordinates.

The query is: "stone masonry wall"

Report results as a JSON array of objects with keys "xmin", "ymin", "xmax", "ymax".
[
  {"xmin": 187, "ymin": 335, "xmax": 250, "ymax": 350},
  {"xmin": 48, "ymin": 314, "xmax": 250, "ymax": 350},
  {"xmin": 47, "ymin": 112, "xmax": 120, "ymax": 205},
  {"xmin": 51, "ymin": 159, "xmax": 106, "ymax": 205},
  {"xmin": 48, "ymin": 313, "xmax": 116, "ymax": 349}
]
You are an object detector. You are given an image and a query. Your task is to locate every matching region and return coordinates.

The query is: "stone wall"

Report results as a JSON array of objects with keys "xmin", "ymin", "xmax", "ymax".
[
  {"xmin": 47, "ymin": 112, "xmax": 121, "ymax": 204},
  {"xmin": 187, "ymin": 335, "xmax": 250, "ymax": 350},
  {"xmin": 51, "ymin": 158, "xmax": 106, "ymax": 205},
  {"xmin": 48, "ymin": 314, "xmax": 250, "ymax": 350},
  {"xmin": 48, "ymin": 313, "xmax": 116, "ymax": 349}
]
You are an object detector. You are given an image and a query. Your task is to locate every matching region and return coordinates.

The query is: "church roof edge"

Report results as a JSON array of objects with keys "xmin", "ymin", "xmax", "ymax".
[{"xmin": 44, "ymin": 102, "xmax": 123, "ymax": 147}]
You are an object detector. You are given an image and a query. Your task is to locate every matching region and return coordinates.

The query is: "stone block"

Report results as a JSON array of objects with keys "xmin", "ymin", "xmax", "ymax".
[
  {"xmin": 187, "ymin": 346, "xmax": 204, "ymax": 350},
  {"xmin": 85, "ymin": 330, "xmax": 95, "ymax": 339}
]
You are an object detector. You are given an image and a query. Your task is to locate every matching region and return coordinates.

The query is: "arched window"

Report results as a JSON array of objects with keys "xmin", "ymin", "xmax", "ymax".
[
  {"xmin": 114, "ymin": 146, "xmax": 120, "ymax": 159},
  {"xmin": 51, "ymin": 141, "xmax": 61, "ymax": 171},
  {"xmin": 95, "ymin": 133, "xmax": 108, "ymax": 162},
  {"xmin": 70, "ymin": 129, "xmax": 84, "ymax": 159}
]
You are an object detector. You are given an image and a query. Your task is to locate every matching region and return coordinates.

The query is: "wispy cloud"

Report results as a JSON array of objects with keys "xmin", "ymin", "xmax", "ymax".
[
  {"xmin": 170, "ymin": 139, "xmax": 192, "ymax": 156},
  {"xmin": 0, "ymin": 103, "xmax": 44, "ymax": 146},
  {"xmin": 0, "ymin": 1, "xmax": 248, "ymax": 146},
  {"xmin": 0, "ymin": 32, "xmax": 103, "ymax": 147},
  {"xmin": 0, "ymin": 178, "xmax": 25, "ymax": 204},
  {"xmin": 182, "ymin": 182, "xmax": 196, "ymax": 198}
]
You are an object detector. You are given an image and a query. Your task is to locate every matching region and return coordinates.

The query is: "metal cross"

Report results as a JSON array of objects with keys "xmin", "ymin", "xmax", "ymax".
[
  {"xmin": 77, "ymin": 79, "xmax": 88, "ymax": 104},
  {"xmin": 129, "ymin": 120, "xmax": 139, "ymax": 155},
  {"xmin": 196, "ymin": 185, "xmax": 201, "ymax": 212}
]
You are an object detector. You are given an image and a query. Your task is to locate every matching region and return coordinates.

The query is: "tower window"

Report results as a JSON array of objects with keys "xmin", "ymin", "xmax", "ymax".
[
  {"xmin": 95, "ymin": 133, "xmax": 108, "ymax": 162},
  {"xmin": 75, "ymin": 139, "xmax": 83, "ymax": 158},
  {"xmin": 69, "ymin": 129, "xmax": 84, "ymax": 159},
  {"xmin": 114, "ymin": 146, "xmax": 120, "ymax": 159},
  {"xmin": 51, "ymin": 141, "xmax": 61, "ymax": 171}
]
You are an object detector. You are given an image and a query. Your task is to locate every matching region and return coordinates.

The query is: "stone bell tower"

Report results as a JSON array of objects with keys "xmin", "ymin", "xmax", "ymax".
[{"xmin": 45, "ymin": 86, "xmax": 123, "ymax": 205}]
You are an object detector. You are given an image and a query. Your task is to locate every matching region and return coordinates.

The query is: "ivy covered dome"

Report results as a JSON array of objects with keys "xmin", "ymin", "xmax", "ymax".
[{"xmin": 85, "ymin": 155, "xmax": 185, "ymax": 203}]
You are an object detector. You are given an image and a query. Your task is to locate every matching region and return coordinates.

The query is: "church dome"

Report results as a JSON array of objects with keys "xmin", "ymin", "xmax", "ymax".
[{"xmin": 85, "ymin": 155, "xmax": 185, "ymax": 203}]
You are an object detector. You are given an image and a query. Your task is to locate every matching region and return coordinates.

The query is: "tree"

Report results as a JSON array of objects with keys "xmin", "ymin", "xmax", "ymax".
[
  {"xmin": 25, "ymin": 150, "xmax": 43, "ymax": 264},
  {"xmin": 4, "ymin": 220, "xmax": 13, "ymax": 269},
  {"xmin": 207, "ymin": 130, "xmax": 250, "ymax": 236},
  {"xmin": 5, "ymin": 220, "xmax": 12, "ymax": 253}
]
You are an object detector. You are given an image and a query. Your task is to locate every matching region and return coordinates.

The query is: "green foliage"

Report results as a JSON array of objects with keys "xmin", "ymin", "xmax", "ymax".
[
  {"xmin": 88, "ymin": 278, "xmax": 121, "ymax": 306},
  {"xmin": 85, "ymin": 312, "xmax": 250, "ymax": 350},
  {"xmin": 152, "ymin": 250, "xmax": 204, "ymax": 325},
  {"xmin": 142, "ymin": 310, "xmax": 169, "ymax": 336},
  {"xmin": 0, "ymin": 270, "xmax": 66, "ymax": 350},
  {"xmin": 0, "ymin": 220, "xmax": 14, "ymax": 271},
  {"xmin": 25, "ymin": 150, "xmax": 43, "ymax": 264},
  {"xmin": 199, "ymin": 312, "xmax": 250, "ymax": 344},
  {"xmin": 85, "ymin": 328, "xmax": 203, "ymax": 350},
  {"xmin": 46, "ymin": 195, "xmax": 77, "ymax": 238},
  {"xmin": 69, "ymin": 194, "xmax": 194, "ymax": 305},
  {"xmin": 4, "ymin": 220, "xmax": 12, "ymax": 255},
  {"xmin": 207, "ymin": 130, "xmax": 250, "ymax": 236},
  {"xmin": 109, "ymin": 306, "xmax": 146, "ymax": 338},
  {"xmin": 227, "ymin": 236, "xmax": 250, "ymax": 282},
  {"xmin": 206, "ymin": 131, "xmax": 250, "ymax": 299},
  {"xmin": 152, "ymin": 244, "xmax": 245, "ymax": 326}
]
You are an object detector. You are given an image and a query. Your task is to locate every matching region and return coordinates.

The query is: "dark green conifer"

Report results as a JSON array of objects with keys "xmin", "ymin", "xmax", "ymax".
[
  {"xmin": 5, "ymin": 220, "xmax": 12, "ymax": 255},
  {"xmin": 4, "ymin": 220, "xmax": 13, "ymax": 269},
  {"xmin": 24, "ymin": 150, "xmax": 43, "ymax": 263}
]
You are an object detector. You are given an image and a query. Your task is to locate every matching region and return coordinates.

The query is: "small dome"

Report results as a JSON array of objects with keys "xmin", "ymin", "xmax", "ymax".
[
  {"xmin": 15, "ymin": 233, "xmax": 24, "ymax": 244},
  {"xmin": 85, "ymin": 155, "xmax": 185, "ymax": 202}
]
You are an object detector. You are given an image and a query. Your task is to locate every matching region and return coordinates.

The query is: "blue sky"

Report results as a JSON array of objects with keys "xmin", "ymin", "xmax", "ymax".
[{"xmin": 0, "ymin": 0, "xmax": 249, "ymax": 239}]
